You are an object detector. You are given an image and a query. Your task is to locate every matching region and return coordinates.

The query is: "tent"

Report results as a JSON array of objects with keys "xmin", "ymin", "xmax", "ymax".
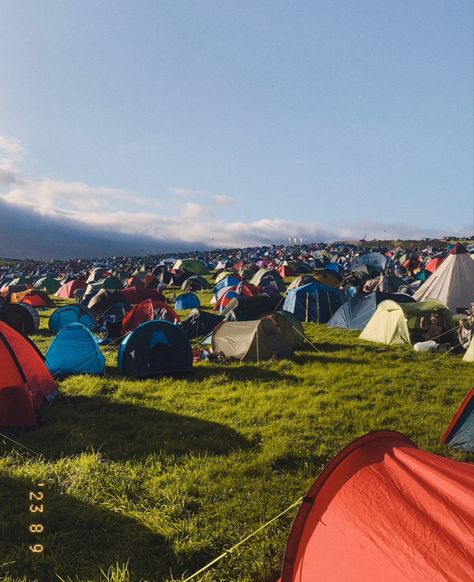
[
  {"xmin": 220, "ymin": 294, "xmax": 282, "ymax": 320},
  {"xmin": 45, "ymin": 323, "xmax": 106, "ymax": 376},
  {"xmin": 287, "ymin": 274, "xmax": 317, "ymax": 291},
  {"xmin": 283, "ymin": 282, "xmax": 345, "ymax": 323},
  {"xmin": 441, "ymin": 387, "xmax": 474, "ymax": 453},
  {"xmin": 463, "ymin": 338, "xmax": 474, "ymax": 362},
  {"xmin": 173, "ymin": 259, "xmax": 210, "ymax": 275},
  {"xmin": 179, "ymin": 309, "xmax": 224, "ymax": 339},
  {"xmin": 10, "ymin": 288, "xmax": 52, "ymax": 308},
  {"xmin": 352, "ymin": 252, "xmax": 391, "ymax": 273},
  {"xmin": 359, "ymin": 299, "xmax": 457, "ymax": 346},
  {"xmin": 0, "ymin": 302, "xmax": 39, "ymax": 336},
  {"xmin": 181, "ymin": 275, "xmax": 210, "ymax": 291},
  {"xmin": 34, "ymin": 276, "xmax": 61, "ymax": 294},
  {"xmin": 414, "ymin": 244, "xmax": 474, "ymax": 312},
  {"xmin": 328, "ymin": 292, "xmax": 415, "ymax": 330},
  {"xmin": 118, "ymin": 320, "xmax": 193, "ymax": 378},
  {"xmin": 56, "ymin": 279, "xmax": 86, "ymax": 299},
  {"xmin": 249, "ymin": 268, "xmax": 286, "ymax": 292},
  {"xmin": 175, "ymin": 293, "xmax": 201, "ymax": 310},
  {"xmin": 313, "ymin": 270, "xmax": 341, "ymax": 289},
  {"xmin": 49, "ymin": 305, "xmax": 96, "ymax": 334},
  {"xmin": 0, "ymin": 321, "xmax": 58, "ymax": 427},
  {"xmin": 211, "ymin": 319, "xmax": 294, "ymax": 361},
  {"xmin": 122, "ymin": 299, "xmax": 179, "ymax": 333},
  {"xmin": 279, "ymin": 431, "xmax": 474, "ymax": 582}
]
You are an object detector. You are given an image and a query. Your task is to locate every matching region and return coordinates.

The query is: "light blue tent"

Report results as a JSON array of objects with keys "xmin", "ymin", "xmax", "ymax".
[
  {"xmin": 175, "ymin": 292, "xmax": 201, "ymax": 310},
  {"xmin": 49, "ymin": 305, "xmax": 96, "ymax": 334},
  {"xmin": 352, "ymin": 252, "xmax": 391, "ymax": 274},
  {"xmin": 283, "ymin": 282, "xmax": 345, "ymax": 323},
  {"xmin": 45, "ymin": 323, "xmax": 105, "ymax": 376}
]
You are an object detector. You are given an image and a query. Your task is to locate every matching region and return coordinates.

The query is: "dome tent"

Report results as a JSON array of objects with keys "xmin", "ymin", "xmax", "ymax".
[
  {"xmin": 359, "ymin": 299, "xmax": 457, "ymax": 346},
  {"xmin": 279, "ymin": 431, "xmax": 474, "ymax": 582},
  {"xmin": 283, "ymin": 282, "xmax": 345, "ymax": 323},
  {"xmin": 175, "ymin": 292, "xmax": 201, "ymax": 310},
  {"xmin": 49, "ymin": 304, "xmax": 96, "ymax": 334},
  {"xmin": 441, "ymin": 386, "xmax": 474, "ymax": 453},
  {"xmin": 45, "ymin": 323, "xmax": 106, "ymax": 376},
  {"xmin": 0, "ymin": 302, "xmax": 39, "ymax": 336},
  {"xmin": 0, "ymin": 321, "xmax": 58, "ymax": 427},
  {"xmin": 118, "ymin": 320, "xmax": 193, "ymax": 378}
]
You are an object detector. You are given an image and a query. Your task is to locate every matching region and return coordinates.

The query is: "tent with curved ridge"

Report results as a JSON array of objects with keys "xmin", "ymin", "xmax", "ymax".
[
  {"xmin": 118, "ymin": 320, "xmax": 193, "ymax": 378},
  {"xmin": 34, "ymin": 275, "xmax": 61, "ymax": 294},
  {"xmin": 283, "ymin": 282, "xmax": 345, "ymax": 323},
  {"xmin": 45, "ymin": 322, "xmax": 105, "ymax": 376},
  {"xmin": 0, "ymin": 321, "xmax": 58, "ymax": 427},
  {"xmin": 279, "ymin": 431, "xmax": 474, "ymax": 582},
  {"xmin": 0, "ymin": 302, "xmax": 39, "ymax": 336},
  {"xmin": 56, "ymin": 278, "xmax": 86, "ymax": 299},
  {"xmin": 175, "ymin": 293, "xmax": 201, "ymax": 310},
  {"xmin": 49, "ymin": 304, "xmax": 96, "ymax": 334},
  {"xmin": 122, "ymin": 299, "xmax": 179, "ymax": 333},
  {"xmin": 11, "ymin": 288, "xmax": 52, "ymax": 308}
]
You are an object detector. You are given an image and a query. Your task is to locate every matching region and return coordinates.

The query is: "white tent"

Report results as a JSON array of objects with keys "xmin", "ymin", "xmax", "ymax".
[{"xmin": 414, "ymin": 244, "xmax": 474, "ymax": 312}]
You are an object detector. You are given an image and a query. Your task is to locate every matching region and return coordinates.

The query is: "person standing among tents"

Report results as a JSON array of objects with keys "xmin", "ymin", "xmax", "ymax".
[{"xmin": 419, "ymin": 311, "xmax": 444, "ymax": 341}]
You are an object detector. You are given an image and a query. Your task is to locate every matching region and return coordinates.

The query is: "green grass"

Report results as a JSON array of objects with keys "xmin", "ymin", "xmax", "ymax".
[{"xmin": 1, "ymin": 290, "xmax": 472, "ymax": 582}]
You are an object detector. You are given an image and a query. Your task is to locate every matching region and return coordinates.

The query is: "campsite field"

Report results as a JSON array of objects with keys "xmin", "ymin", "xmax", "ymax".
[{"xmin": 1, "ymin": 290, "xmax": 472, "ymax": 582}]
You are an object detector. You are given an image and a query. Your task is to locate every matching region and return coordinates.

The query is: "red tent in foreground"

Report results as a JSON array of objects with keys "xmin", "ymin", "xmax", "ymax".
[{"xmin": 280, "ymin": 431, "xmax": 474, "ymax": 582}]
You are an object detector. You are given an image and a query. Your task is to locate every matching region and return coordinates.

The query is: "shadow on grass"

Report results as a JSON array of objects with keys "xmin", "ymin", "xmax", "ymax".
[
  {"xmin": 18, "ymin": 396, "xmax": 251, "ymax": 461},
  {"xmin": 0, "ymin": 473, "xmax": 177, "ymax": 582},
  {"xmin": 190, "ymin": 364, "xmax": 299, "ymax": 383}
]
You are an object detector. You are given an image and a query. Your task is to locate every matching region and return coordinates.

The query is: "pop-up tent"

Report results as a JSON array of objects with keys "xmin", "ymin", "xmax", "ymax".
[
  {"xmin": 0, "ymin": 302, "xmax": 39, "ymax": 336},
  {"xmin": 118, "ymin": 320, "xmax": 193, "ymax": 378},
  {"xmin": 45, "ymin": 322, "xmax": 106, "ymax": 376},
  {"xmin": 0, "ymin": 321, "xmax": 58, "ymax": 427},
  {"xmin": 49, "ymin": 304, "xmax": 96, "ymax": 334},
  {"xmin": 441, "ymin": 387, "xmax": 474, "ymax": 453},
  {"xmin": 280, "ymin": 431, "xmax": 474, "ymax": 582},
  {"xmin": 122, "ymin": 299, "xmax": 179, "ymax": 333},
  {"xmin": 211, "ymin": 319, "xmax": 294, "ymax": 361},
  {"xmin": 175, "ymin": 292, "xmax": 201, "ymax": 310},
  {"xmin": 359, "ymin": 299, "xmax": 457, "ymax": 346}
]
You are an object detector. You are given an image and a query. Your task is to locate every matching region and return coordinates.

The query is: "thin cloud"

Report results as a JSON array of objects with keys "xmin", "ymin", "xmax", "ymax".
[
  {"xmin": 171, "ymin": 186, "xmax": 201, "ymax": 198},
  {"xmin": 213, "ymin": 194, "xmax": 236, "ymax": 206}
]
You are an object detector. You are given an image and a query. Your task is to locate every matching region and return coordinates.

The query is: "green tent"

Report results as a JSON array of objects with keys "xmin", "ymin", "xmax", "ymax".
[
  {"xmin": 360, "ymin": 299, "xmax": 457, "ymax": 346},
  {"xmin": 173, "ymin": 259, "xmax": 210, "ymax": 275},
  {"xmin": 34, "ymin": 276, "xmax": 60, "ymax": 294}
]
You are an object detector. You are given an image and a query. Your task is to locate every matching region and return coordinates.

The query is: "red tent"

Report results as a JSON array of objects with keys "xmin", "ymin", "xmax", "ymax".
[
  {"xmin": 11, "ymin": 289, "xmax": 51, "ymax": 308},
  {"xmin": 0, "ymin": 321, "xmax": 58, "ymax": 427},
  {"xmin": 280, "ymin": 431, "xmax": 474, "ymax": 582},
  {"xmin": 122, "ymin": 299, "xmax": 179, "ymax": 333},
  {"xmin": 56, "ymin": 279, "xmax": 86, "ymax": 299},
  {"xmin": 425, "ymin": 257, "xmax": 445, "ymax": 273},
  {"xmin": 278, "ymin": 265, "xmax": 296, "ymax": 278}
]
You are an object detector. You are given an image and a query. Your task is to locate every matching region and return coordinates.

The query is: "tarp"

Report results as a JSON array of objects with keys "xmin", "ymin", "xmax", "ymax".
[
  {"xmin": 45, "ymin": 322, "xmax": 106, "ymax": 376},
  {"xmin": 441, "ymin": 387, "xmax": 474, "ymax": 453},
  {"xmin": 280, "ymin": 431, "xmax": 474, "ymax": 582}
]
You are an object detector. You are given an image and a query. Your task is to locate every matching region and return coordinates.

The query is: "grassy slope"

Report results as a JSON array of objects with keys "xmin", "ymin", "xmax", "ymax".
[{"xmin": 1, "ymin": 289, "xmax": 472, "ymax": 582}]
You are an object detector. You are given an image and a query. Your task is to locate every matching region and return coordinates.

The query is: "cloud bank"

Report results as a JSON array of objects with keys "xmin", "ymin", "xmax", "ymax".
[{"xmin": 0, "ymin": 135, "xmax": 467, "ymax": 259}]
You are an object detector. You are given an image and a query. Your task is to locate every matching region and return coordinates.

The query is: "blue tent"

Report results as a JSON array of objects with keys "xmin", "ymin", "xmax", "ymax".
[
  {"xmin": 45, "ymin": 323, "xmax": 105, "ymax": 376},
  {"xmin": 441, "ymin": 387, "xmax": 474, "ymax": 453},
  {"xmin": 328, "ymin": 292, "xmax": 415, "ymax": 330},
  {"xmin": 352, "ymin": 252, "xmax": 391, "ymax": 274},
  {"xmin": 175, "ymin": 292, "xmax": 201, "ymax": 310},
  {"xmin": 118, "ymin": 320, "xmax": 193, "ymax": 378},
  {"xmin": 49, "ymin": 305, "xmax": 96, "ymax": 334},
  {"xmin": 214, "ymin": 276, "xmax": 241, "ymax": 296},
  {"xmin": 283, "ymin": 282, "xmax": 345, "ymax": 323}
]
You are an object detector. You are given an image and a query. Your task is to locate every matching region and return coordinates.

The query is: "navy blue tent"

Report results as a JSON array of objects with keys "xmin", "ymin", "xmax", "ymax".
[
  {"xmin": 328, "ymin": 292, "xmax": 415, "ymax": 330},
  {"xmin": 0, "ymin": 302, "xmax": 39, "ymax": 335},
  {"xmin": 118, "ymin": 320, "xmax": 193, "ymax": 378},
  {"xmin": 180, "ymin": 309, "xmax": 224, "ymax": 339},
  {"xmin": 49, "ymin": 305, "xmax": 96, "ymax": 334},
  {"xmin": 441, "ymin": 387, "xmax": 474, "ymax": 453},
  {"xmin": 45, "ymin": 322, "xmax": 105, "ymax": 376},
  {"xmin": 283, "ymin": 282, "xmax": 345, "ymax": 323},
  {"xmin": 175, "ymin": 292, "xmax": 201, "ymax": 310}
]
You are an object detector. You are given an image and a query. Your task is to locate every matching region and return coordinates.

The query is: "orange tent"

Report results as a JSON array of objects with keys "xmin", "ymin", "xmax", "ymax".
[
  {"xmin": 0, "ymin": 321, "xmax": 58, "ymax": 427},
  {"xmin": 11, "ymin": 288, "xmax": 51, "ymax": 308},
  {"xmin": 280, "ymin": 431, "xmax": 474, "ymax": 582}
]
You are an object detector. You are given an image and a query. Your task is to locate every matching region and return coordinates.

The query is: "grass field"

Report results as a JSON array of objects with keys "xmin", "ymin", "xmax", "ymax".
[{"xmin": 1, "ymin": 289, "xmax": 472, "ymax": 582}]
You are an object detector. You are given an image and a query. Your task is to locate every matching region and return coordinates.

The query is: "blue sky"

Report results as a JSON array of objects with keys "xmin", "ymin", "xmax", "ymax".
[{"xmin": 0, "ymin": 1, "xmax": 472, "ymax": 250}]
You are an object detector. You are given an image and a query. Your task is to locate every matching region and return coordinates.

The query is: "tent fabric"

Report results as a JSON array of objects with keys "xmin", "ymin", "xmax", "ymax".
[
  {"xmin": 0, "ymin": 321, "xmax": 58, "ymax": 427},
  {"xmin": 313, "ymin": 270, "xmax": 341, "ymax": 288},
  {"xmin": 179, "ymin": 309, "xmax": 224, "ymax": 339},
  {"xmin": 56, "ymin": 279, "xmax": 86, "ymax": 299},
  {"xmin": 45, "ymin": 323, "xmax": 106, "ymax": 376},
  {"xmin": 0, "ymin": 302, "xmax": 39, "ymax": 336},
  {"xmin": 328, "ymin": 292, "xmax": 415, "ymax": 330},
  {"xmin": 352, "ymin": 252, "xmax": 390, "ymax": 273},
  {"xmin": 280, "ymin": 430, "xmax": 474, "ymax": 582},
  {"xmin": 181, "ymin": 275, "xmax": 210, "ymax": 291},
  {"xmin": 211, "ymin": 319, "xmax": 294, "ymax": 361},
  {"xmin": 283, "ymin": 282, "xmax": 345, "ymax": 323},
  {"xmin": 118, "ymin": 320, "xmax": 193, "ymax": 378},
  {"xmin": 249, "ymin": 268, "xmax": 286, "ymax": 292},
  {"xmin": 220, "ymin": 294, "xmax": 282, "ymax": 320},
  {"xmin": 34, "ymin": 276, "xmax": 61, "ymax": 294},
  {"xmin": 173, "ymin": 259, "xmax": 210, "ymax": 275},
  {"xmin": 122, "ymin": 299, "xmax": 179, "ymax": 333},
  {"xmin": 463, "ymin": 338, "xmax": 474, "ymax": 362},
  {"xmin": 263, "ymin": 310, "xmax": 306, "ymax": 349},
  {"xmin": 287, "ymin": 274, "xmax": 317, "ymax": 291},
  {"xmin": 49, "ymin": 305, "xmax": 96, "ymax": 334},
  {"xmin": 359, "ymin": 299, "xmax": 457, "ymax": 346},
  {"xmin": 10, "ymin": 288, "xmax": 51, "ymax": 308},
  {"xmin": 414, "ymin": 244, "xmax": 474, "ymax": 312},
  {"xmin": 175, "ymin": 293, "xmax": 201, "ymax": 310},
  {"xmin": 441, "ymin": 387, "xmax": 474, "ymax": 453}
]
